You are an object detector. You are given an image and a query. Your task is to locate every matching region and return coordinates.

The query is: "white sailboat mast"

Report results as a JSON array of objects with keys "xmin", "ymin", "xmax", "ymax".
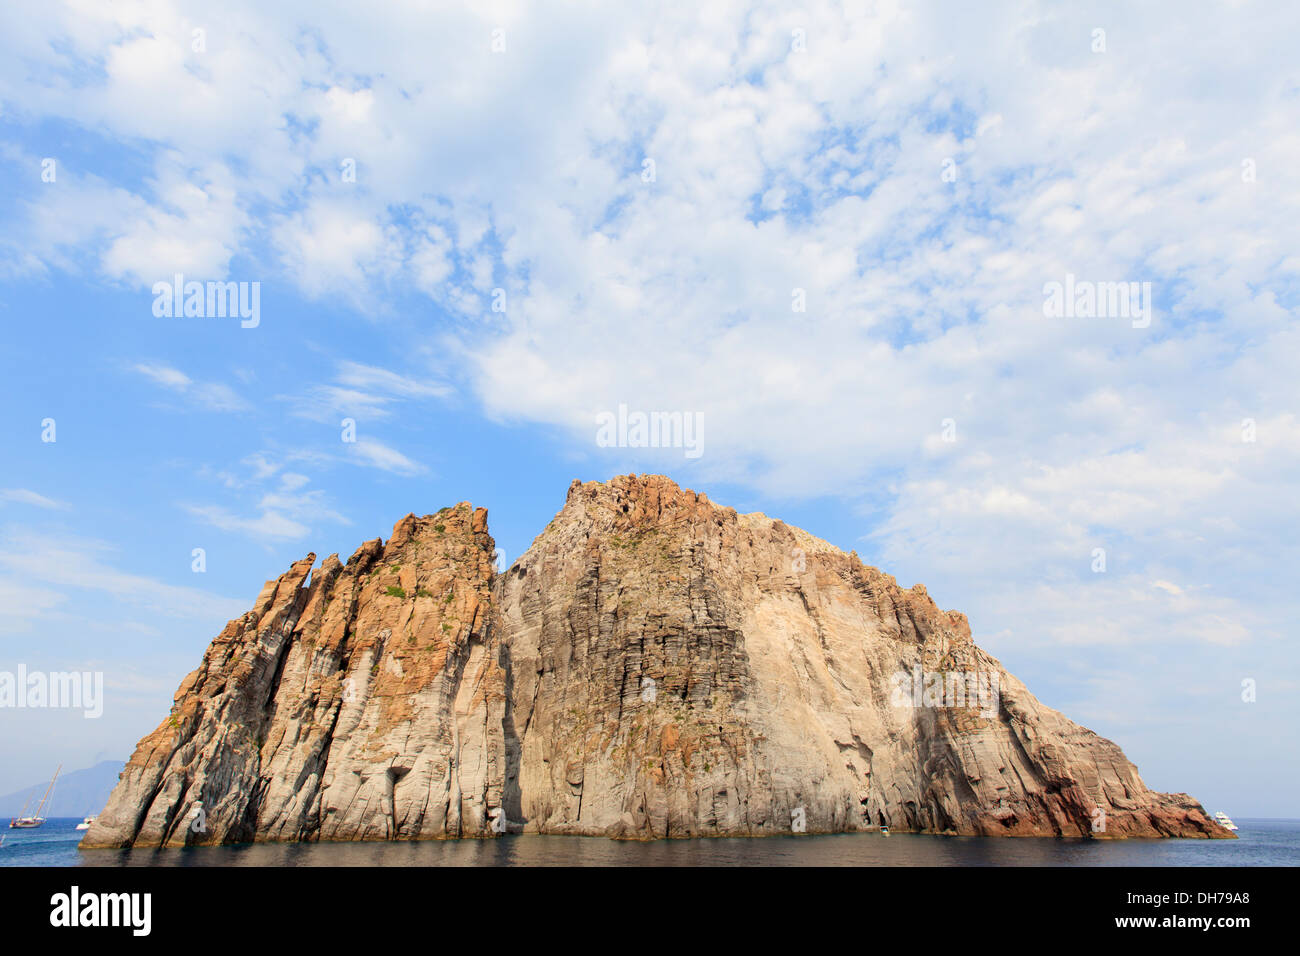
[{"xmin": 32, "ymin": 764, "xmax": 61, "ymax": 819}]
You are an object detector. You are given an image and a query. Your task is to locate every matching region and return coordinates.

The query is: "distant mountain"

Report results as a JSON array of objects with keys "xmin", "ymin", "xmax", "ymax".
[{"xmin": 0, "ymin": 760, "xmax": 123, "ymax": 818}]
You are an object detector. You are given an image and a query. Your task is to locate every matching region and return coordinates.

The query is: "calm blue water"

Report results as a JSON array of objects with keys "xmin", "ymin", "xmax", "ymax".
[{"xmin": 4, "ymin": 818, "xmax": 1298, "ymax": 866}]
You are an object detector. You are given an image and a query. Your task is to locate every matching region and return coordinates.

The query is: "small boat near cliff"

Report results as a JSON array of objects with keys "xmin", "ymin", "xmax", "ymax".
[
  {"xmin": 7, "ymin": 765, "xmax": 60, "ymax": 829},
  {"xmin": 1214, "ymin": 811, "xmax": 1238, "ymax": 831}
]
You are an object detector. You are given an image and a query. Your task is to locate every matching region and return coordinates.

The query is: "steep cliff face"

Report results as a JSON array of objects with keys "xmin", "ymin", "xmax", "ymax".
[
  {"xmin": 83, "ymin": 476, "xmax": 1229, "ymax": 847},
  {"xmin": 498, "ymin": 475, "xmax": 1224, "ymax": 839},
  {"xmin": 85, "ymin": 503, "xmax": 505, "ymax": 847}
]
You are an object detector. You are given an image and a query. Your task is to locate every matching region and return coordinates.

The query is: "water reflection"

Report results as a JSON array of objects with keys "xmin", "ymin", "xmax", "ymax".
[{"xmin": 68, "ymin": 822, "xmax": 1298, "ymax": 867}]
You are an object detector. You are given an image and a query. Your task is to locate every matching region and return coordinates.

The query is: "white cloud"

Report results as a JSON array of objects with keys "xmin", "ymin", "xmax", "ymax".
[
  {"xmin": 348, "ymin": 440, "xmax": 425, "ymax": 476},
  {"xmin": 0, "ymin": 578, "xmax": 66, "ymax": 634},
  {"xmin": 132, "ymin": 364, "xmax": 192, "ymax": 390},
  {"xmin": 185, "ymin": 505, "xmax": 310, "ymax": 541},
  {"xmin": 100, "ymin": 157, "xmax": 248, "ymax": 285},
  {"xmin": 186, "ymin": 466, "xmax": 349, "ymax": 542},
  {"xmin": 0, "ymin": 489, "xmax": 69, "ymax": 510},
  {"xmin": 279, "ymin": 472, "xmax": 310, "ymax": 492},
  {"xmin": 288, "ymin": 360, "xmax": 452, "ymax": 425},
  {"xmin": 0, "ymin": 529, "xmax": 247, "ymax": 627},
  {"xmin": 335, "ymin": 362, "xmax": 451, "ymax": 401},
  {"xmin": 273, "ymin": 199, "xmax": 391, "ymax": 300},
  {"xmin": 131, "ymin": 362, "xmax": 250, "ymax": 412}
]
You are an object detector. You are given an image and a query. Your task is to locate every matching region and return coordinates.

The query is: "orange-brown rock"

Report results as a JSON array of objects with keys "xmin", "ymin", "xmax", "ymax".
[
  {"xmin": 84, "ymin": 503, "xmax": 504, "ymax": 846},
  {"xmin": 83, "ymin": 476, "xmax": 1231, "ymax": 847}
]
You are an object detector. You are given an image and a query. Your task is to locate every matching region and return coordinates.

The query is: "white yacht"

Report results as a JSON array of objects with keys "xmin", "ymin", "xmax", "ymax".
[
  {"xmin": 1213, "ymin": 811, "xmax": 1238, "ymax": 831},
  {"xmin": 75, "ymin": 816, "xmax": 95, "ymax": 831}
]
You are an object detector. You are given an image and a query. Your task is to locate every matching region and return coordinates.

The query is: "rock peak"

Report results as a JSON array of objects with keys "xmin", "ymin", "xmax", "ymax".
[{"xmin": 83, "ymin": 478, "xmax": 1230, "ymax": 847}]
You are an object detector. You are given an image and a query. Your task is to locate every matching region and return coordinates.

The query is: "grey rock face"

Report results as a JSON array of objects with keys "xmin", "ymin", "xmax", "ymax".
[
  {"xmin": 84, "ymin": 504, "xmax": 504, "ymax": 847},
  {"xmin": 83, "ymin": 476, "xmax": 1230, "ymax": 847},
  {"xmin": 499, "ymin": 475, "xmax": 1226, "ymax": 839}
]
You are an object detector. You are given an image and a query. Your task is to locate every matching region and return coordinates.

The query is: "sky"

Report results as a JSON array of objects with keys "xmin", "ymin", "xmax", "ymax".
[{"xmin": 0, "ymin": 0, "xmax": 1296, "ymax": 817}]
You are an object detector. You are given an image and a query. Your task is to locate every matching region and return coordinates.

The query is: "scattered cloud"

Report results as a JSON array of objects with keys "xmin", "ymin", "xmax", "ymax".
[
  {"xmin": 0, "ymin": 577, "xmax": 67, "ymax": 635},
  {"xmin": 185, "ymin": 505, "xmax": 310, "ymax": 541},
  {"xmin": 0, "ymin": 489, "xmax": 69, "ymax": 510},
  {"xmin": 335, "ymin": 362, "xmax": 451, "ymax": 401},
  {"xmin": 0, "ymin": 528, "xmax": 247, "ymax": 628},
  {"xmin": 347, "ymin": 439, "xmax": 426, "ymax": 476},
  {"xmin": 132, "ymin": 364, "xmax": 191, "ymax": 390},
  {"xmin": 185, "ymin": 469, "xmax": 349, "ymax": 542},
  {"xmin": 289, "ymin": 360, "xmax": 452, "ymax": 423},
  {"xmin": 131, "ymin": 362, "xmax": 251, "ymax": 412}
]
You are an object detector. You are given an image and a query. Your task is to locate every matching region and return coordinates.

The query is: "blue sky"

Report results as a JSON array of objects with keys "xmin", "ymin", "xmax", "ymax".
[{"xmin": 1, "ymin": 1, "xmax": 1297, "ymax": 817}]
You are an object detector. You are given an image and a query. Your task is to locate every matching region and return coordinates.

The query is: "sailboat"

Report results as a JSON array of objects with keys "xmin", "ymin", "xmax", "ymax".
[{"xmin": 8, "ymin": 764, "xmax": 60, "ymax": 828}]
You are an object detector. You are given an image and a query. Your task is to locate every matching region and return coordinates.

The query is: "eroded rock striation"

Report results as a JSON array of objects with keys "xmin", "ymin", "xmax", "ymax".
[
  {"xmin": 85, "ymin": 504, "xmax": 504, "ymax": 847},
  {"xmin": 84, "ymin": 475, "xmax": 1230, "ymax": 847}
]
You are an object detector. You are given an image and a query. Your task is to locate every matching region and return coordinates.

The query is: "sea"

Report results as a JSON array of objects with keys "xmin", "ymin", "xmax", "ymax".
[{"xmin": 2, "ymin": 818, "xmax": 1298, "ymax": 866}]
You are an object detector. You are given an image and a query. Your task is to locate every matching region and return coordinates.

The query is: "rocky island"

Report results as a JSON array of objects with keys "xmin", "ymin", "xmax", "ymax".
[{"xmin": 82, "ymin": 475, "xmax": 1231, "ymax": 847}]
